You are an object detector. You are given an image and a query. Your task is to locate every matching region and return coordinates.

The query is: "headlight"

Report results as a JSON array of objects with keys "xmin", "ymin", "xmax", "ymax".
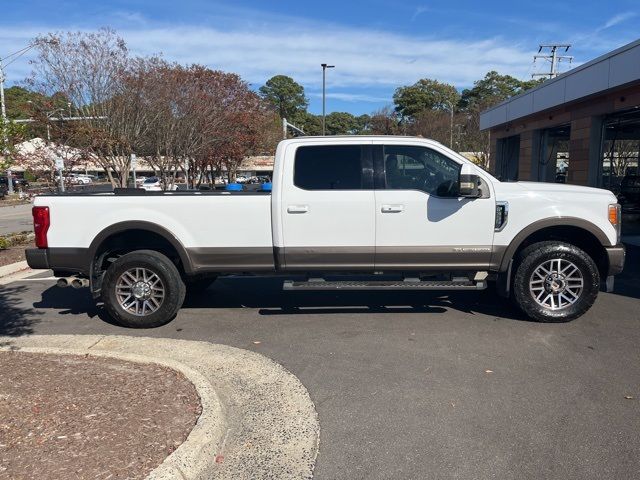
[{"xmin": 608, "ymin": 203, "xmax": 621, "ymax": 243}]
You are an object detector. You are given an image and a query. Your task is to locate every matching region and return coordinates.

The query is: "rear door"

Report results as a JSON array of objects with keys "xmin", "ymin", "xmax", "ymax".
[
  {"xmin": 373, "ymin": 141, "xmax": 496, "ymax": 270},
  {"xmin": 278, "ymin": 141, "xmax": 375, "ymax": 270}
]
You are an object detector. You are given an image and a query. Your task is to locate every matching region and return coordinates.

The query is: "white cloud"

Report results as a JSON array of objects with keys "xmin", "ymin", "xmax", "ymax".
[
  {"xmin": 598, "ymin": 11, "xmax": 637, "ymax": 31},
  {"xmin": 0, "ymin": 16, "xmax": 537, "ymax": 92},
  {"xmin": 312, "ymin": 92, "xmax": 391, "ymax": 103},
  {"xmin": 411, "ymin": 6, "xmax": 429, "ymax": 22},
  {"xmin": 121, "ymin": 25, "xmax": 535, "ymax": 90}
]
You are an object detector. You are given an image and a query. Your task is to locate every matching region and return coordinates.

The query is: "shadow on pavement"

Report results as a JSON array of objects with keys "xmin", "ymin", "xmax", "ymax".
[
  {"xmin": 185, "ymin": 276, "xmax": 529, "ymax": 321},
  {"xmin": 24, "ymin": 246, "xmax": 638, "ymax": 328},
  {"xmin": 33, "ymin": 286, "xmax": 100, "ymax": 316},
  {"xmin": 30, "ymin": 275, "xmax": 530, "ymax": 325},
  {"xmin": 32, "ymin": 285, "xmax": 119, "ymax": 327},
  {"xmin": 0, "ymin": 285, "xmax": 41, "ymax": 342},
  {"xmin": 611, "ymin": 243, "xmax": 640, "ymax": 300}
]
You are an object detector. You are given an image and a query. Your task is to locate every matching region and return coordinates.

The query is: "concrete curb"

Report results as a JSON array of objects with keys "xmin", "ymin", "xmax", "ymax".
[
  {"xmin": 0, "ymin": 335, "xmax": 320, "ymax": 479},
  {"xmin": 0, "ymin": 265, "xmax": 48, "ymax": 286},
  {"xmin": 0, "ymin": 260, "xmax": 29, "ymax": 278}
]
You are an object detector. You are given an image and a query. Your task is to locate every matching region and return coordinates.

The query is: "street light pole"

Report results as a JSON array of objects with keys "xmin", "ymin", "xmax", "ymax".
[
  {"xmin": 321, "ymin": 63, "xmax": 334, "ymax": 136},
  {"xmin": 445, "ymin": 101, "xmax": 454, "ymax": 149}
]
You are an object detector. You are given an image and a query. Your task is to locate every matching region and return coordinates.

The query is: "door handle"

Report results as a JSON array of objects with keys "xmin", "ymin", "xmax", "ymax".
[
  {"xmin": 381, "ymin": 204, "xmax": 404, "ymax": 213},
  {"xmin": 287, "ymin": 205, "xmax": 309, "ymax": 214}
]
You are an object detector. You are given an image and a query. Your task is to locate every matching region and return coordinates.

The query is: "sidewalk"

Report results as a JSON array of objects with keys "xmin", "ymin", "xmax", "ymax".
[{"xmin": 0, "ymin": 335, "xmax": 320, "ymax": 479}]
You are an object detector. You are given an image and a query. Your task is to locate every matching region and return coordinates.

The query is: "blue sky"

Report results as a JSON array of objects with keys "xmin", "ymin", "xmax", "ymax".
[{"xmin": 1, "ymin": 0, "xmax": 639, "ymax": 115}]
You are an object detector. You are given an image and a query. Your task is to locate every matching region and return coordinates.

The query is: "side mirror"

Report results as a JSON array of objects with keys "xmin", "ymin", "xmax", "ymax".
[{"xmin": 459, "ymin": 164, "xmax": 481, "ymax": 197}]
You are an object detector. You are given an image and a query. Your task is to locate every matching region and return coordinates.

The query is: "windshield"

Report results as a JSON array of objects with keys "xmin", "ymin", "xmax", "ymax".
[{"xmin": 144, "ymin": 177, "xmax": 158, "ymax": 184}]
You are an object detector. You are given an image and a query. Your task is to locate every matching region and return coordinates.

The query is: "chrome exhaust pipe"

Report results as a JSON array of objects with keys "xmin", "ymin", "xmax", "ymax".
[
  {"xmin": 70, "ymin": 278, "xmax": 89, "ymax": 289},
  {"xmin": 56, "ymin": 278, "xmax": 70, "ymax": 288}
]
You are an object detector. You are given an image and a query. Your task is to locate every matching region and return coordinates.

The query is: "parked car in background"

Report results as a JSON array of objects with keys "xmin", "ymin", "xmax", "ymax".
[
  {"xmin": 69, "ymin": 174, "xmax": 92, "ymax": 185},
  {"xmin": 0, "ymin": 175, "xmax": 30, "ymax": 190},
  {"xmin": 247, "ymin": 175, "xmax": 272, "ymax": 184},
  {"xmin": 135, "ymin": 176, "xmax": 148, "ymax": 187},
  {"xmin": 141, "ymin": 176, "xmax": 179, "ymax": 191},
  {"xmin": 235, "ymin": 175, "xmax": 248, "ymax": 184}
]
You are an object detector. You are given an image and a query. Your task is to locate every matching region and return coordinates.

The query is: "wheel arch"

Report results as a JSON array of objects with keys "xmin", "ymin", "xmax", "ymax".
[
  {"xmin": 497, "ymin": 217, "xmax": 611, "ymax": 276},
  {"xmin": 88, "ymin": 221, "xmax": 193, "ymax": 296}
]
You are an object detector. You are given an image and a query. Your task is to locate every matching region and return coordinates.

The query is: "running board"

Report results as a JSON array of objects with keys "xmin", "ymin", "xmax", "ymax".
[{"xmin": 283, "ymin": 278, "xmax": 487, "ymax": 291}]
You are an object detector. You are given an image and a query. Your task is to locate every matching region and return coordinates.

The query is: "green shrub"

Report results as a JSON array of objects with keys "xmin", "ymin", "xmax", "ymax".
[{"xmin": 0, "ymin": 237, "xmax": 8, "ymax": 250}]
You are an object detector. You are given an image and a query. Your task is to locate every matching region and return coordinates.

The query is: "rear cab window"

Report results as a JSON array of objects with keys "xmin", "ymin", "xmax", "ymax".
[{"xmin": 294, "ymin": 145, "xmax": 369, "ymax": 190}]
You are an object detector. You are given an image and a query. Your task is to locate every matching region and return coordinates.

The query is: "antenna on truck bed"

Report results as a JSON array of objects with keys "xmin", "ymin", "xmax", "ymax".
[{"xmin": 282, "ymin": 118, "xmax": 306, "ymax": 139}]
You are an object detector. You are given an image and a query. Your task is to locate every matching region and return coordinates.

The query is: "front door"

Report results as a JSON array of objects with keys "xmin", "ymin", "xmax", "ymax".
[
  {"xmin": 373, "ymin": 142, "xmax": 496, "ymax": 270},
  {"xmin": 279, "ymin": 142, "xmax": 375, "ymax": 270}
]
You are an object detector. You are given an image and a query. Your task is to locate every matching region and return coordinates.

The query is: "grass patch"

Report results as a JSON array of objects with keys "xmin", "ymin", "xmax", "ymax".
[{"xmin": 0, "ymin": 232, "xmax": 34, "ymax": 250}]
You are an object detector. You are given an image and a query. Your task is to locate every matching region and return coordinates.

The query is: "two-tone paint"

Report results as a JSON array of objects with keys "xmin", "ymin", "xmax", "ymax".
[{"xmin": 27, "ymin": 136, "xmax": 624, "ymax": 282}]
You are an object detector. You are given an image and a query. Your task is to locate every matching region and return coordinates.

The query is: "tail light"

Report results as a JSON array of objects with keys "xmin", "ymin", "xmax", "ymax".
[{"xmin": 33, "ymin": 206, "xmax": 50, "ymax": 249}]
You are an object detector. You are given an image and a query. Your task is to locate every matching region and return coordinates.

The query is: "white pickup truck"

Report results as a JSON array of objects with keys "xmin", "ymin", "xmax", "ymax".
[{"xmin": 27, "ymin": 136, "xmax": 625, "ymax": 327}]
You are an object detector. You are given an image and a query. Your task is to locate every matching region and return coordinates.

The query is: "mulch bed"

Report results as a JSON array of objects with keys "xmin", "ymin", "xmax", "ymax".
[
  {"xmin": 0, "ymin": 244, "xmax": 29, "ymax": 268},
  {"xmin": 0, "ymin": 352, "xmax": 201, "ymax": 479}
]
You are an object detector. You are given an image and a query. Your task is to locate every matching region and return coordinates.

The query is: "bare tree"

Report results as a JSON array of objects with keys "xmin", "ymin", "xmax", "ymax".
[
  {"xmin": 369, "ymin": 107, "xmax": 401, "ymax": 135},
  {"xmin": 459, "ymin": 107, "xmax": 491, "ymax": 170},
  {"xmin": 29, "ymin": 29, "xmax": 145, "ymax": 187},
  {"xmin": 606, "ymin": 139, "xmax": 639, "ymax": 178},
  {"xmin": 29, "ymin": 29, "xmax": 281, "ymax": 191}
]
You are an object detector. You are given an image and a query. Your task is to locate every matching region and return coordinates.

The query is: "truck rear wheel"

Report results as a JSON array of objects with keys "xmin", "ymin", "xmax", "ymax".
[
  {"xmin": 101, "ymin": 250, "xmax": 186, "ymax": 328},
  {"xmin": 512, "ymin": 241, "xmax": 600, "ymax": 322}
]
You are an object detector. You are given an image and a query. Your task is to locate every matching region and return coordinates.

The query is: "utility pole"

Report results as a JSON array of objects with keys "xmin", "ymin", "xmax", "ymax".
[
  {"xmin": 533, "ymin": 44, "xmax": 573, "ymax": 79},
  {"xmin": 321, "ymin": 63, "xmax": 334, "ymax": 136},
  {"xmin": 0, "ymin": 59, "xmax": 6, "ymax": 120},
  {"xmin": 1, "ymin": 40, "xmax": 56, "ymax": 194},
  {"xmin": 0, "ymin": 57, "xmax": 13, "ymax": 195}
]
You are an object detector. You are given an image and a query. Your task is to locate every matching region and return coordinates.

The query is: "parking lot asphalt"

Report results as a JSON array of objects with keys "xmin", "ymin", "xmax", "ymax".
[
  {"xmin": 1, "ymin": 246, "xmax": 639, "ymax": 480},
  {"xmin": 0, "ymin": 203, "xmax": 33, "ymax": 236}
]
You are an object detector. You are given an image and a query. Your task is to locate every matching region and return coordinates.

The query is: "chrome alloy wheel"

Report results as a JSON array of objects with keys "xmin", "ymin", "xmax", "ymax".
[
  {"xmin": 529, "ymin": 259, "xmax": 584, "ymax": 310},
  {"xmin": 115, "ymin": 267, "xmax": 165, "ymax": 316}
]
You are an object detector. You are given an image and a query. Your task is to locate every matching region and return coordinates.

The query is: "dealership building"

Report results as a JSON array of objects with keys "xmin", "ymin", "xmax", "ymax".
[{"xmin": 481, "ymin": 39, "xmax": 640, "ymax": 235}]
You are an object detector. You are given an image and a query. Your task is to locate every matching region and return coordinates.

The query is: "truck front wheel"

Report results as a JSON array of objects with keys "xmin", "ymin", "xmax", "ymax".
[
  {"xmin": 101, "ymin": 250, "xmax": 186, "ymax": 328},
  {"xmin": 512, "ymin": 241, "xmax": 600, "ymax": 322}
]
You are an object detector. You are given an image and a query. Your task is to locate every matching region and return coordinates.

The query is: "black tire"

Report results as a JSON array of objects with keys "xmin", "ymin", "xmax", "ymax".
[
  {"xmin": 101, "ymin": 250, "xmax": 186, "ymax": 328},
  {"xmin": 512, "ymin": 241, "xmax": 600, "ymax": 322}
]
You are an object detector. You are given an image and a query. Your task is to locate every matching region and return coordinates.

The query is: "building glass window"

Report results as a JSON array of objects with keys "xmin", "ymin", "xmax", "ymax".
[
  {"xmin": 496, "ymin": 135, "xmax": 520, "ymax": 181},
  {"xmin": 538, "ymin": 125, "xmax": 570, "ymax": 183},
  {"xmin": 601, "ymin": 109, "xmax": 640, "ymax": 235}
]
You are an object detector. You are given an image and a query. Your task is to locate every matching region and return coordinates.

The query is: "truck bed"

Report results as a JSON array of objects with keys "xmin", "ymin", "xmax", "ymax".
[{"xmin": 34, "ymin": 191, "xmax": 275, "ymax": 272}]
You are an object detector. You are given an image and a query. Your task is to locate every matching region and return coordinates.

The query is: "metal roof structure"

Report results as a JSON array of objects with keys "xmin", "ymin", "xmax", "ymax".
[{"xmin": 480, "ymin": 38, "xmax": 640, "ymax": 130}]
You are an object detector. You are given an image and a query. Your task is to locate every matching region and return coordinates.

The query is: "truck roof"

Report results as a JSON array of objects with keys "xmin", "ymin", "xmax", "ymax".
[{"xmin": 282, "ymin": 135, "xmax": 442, "ymax": 143}]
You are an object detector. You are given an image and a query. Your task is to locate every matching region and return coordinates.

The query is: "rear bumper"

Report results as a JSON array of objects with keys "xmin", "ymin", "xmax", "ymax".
[
  {"xmin": 25, "ymin": 248, "xmax": 49, "ymax": 270},
  {"xmin": 25, "ymin": 247, "xmax": 90, "ymax": 274},
  {"xmin": 605, "ymin": 244, "xmax": 626, "ymax": 276}
]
